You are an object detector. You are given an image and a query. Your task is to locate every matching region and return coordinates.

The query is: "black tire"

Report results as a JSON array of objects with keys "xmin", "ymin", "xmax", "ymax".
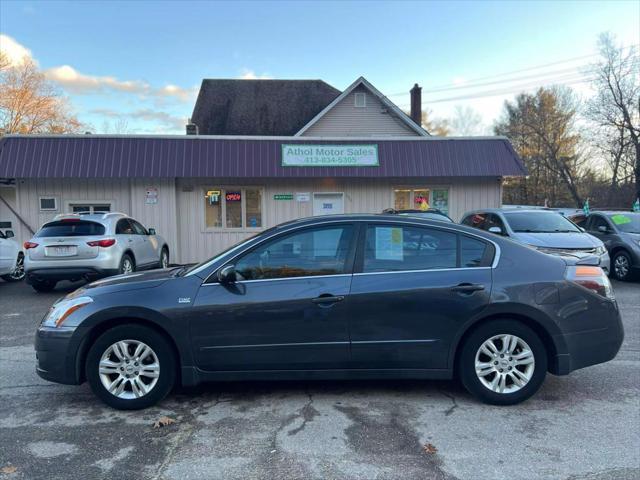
[
  {"xmin": 611, "ymin": 251, "xmax": 633, "ymax": 281},
  {"xmin": 458, "ymin": 319, "xmax": 547, "ymax": 406},
  {"xmin": 85, "ymin": 324, "xmax": 176, "ymax": 410},
  {"xmin": 119, "ymin": 254, "xmax": 135, "ymax": 275},
  {"xmin": 159, "ymin": 247, "xmax": 169, "ymax": 269},
  {"xmin": 31, "ymin": 279, "xmax": 57, "ymax": 292},
  {"xmin": 1, "ymin": 253, "xmax": 25, "ymax": 282}
]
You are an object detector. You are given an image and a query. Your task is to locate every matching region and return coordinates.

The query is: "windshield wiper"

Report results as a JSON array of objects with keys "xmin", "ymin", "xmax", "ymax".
[{"xmin": 514, "ymin": 229, "xmax": 555, "ymax": 233}]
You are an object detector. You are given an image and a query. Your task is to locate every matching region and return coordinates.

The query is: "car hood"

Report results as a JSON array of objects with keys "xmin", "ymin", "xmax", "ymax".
[
  {"xmin": 79, "ymin": 268, "xmax": 178, "ymax": 295},
  {"xmin": 511, "ymin": 231, "xmax": 601, "ymax": 248}
]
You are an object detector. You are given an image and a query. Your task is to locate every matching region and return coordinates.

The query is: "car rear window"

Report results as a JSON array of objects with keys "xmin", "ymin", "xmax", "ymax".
[{"xmin": 36, "ymin": 220, "xmax": 106, "ymax": 237}]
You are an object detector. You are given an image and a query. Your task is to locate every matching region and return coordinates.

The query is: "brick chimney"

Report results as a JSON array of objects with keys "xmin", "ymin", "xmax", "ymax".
[{"xmin": 410, "ymin": 83, "xmax": 422, "ymax": 126}]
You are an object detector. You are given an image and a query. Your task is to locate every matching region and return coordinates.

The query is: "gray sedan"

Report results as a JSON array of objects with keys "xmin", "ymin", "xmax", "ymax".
[{"xmin": 24, "ymin": 212, "xmax": 170, "ymax": 292}]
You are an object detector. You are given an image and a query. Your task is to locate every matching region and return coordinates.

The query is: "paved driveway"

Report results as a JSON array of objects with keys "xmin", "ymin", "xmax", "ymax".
[{"xmin": 0, "ymin": 279, "xmax": 638, "ymax": 480}]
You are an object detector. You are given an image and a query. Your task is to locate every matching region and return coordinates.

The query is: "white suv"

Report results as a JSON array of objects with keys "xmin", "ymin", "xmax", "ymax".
[
  {"xmin": 0, "ymin": 229, "xmax": 24, "ymax": 282},
  {"xmin": 24, "ymin": 212, "xmax": 170, "ymax": 292}
]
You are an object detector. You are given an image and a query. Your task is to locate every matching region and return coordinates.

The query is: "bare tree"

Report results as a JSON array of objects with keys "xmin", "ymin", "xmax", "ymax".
[
  {"xmin": 450, "ymin": 105, "xmax": 485, "ymax": 136},
  {"xmin": 586, "ymin": 33, "xmax": 639, "ymax": 201},
  {"xmin": 495, "ymin": 87, "xmax": 586, "ymax": 207},
  {"xmin": 0, "ymin": 52, "xmax": 82, "ymax": 135},
  {"xmin": 406, "ymin": 108, "xmax": 449, "ymax": 136}
]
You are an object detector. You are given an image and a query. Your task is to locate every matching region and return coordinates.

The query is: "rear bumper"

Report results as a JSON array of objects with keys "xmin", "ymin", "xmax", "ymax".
[
  {"xmin": 550, "ymin": 305, "xmax": 624, "ymax": 375},
  {"xmin": 26, "ymin": 267, "xmax": 119, "ymax": 283},
  {"xmin": 34, "ymin": 326, "xmax": 86, "ymax": 385}
]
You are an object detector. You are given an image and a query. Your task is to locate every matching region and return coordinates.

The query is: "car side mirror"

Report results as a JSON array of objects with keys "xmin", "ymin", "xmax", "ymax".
[
  {"xmin": 148, "ymin": 228, "xmax": 156, "ymax": 235},
  {"xmin": 4, "ymin": 230, "xmax": 14, "ymax": 238},
  {"xmin": 488, "ymin": 226, "xmax": 503, "ymax": 235},
  {"xmin": 217, "ymin": 264, "xmax": 237, "ymax": 284},
  {"xmin": 597, "ymin": 225, "xmax": 608, "ymax": 233}
]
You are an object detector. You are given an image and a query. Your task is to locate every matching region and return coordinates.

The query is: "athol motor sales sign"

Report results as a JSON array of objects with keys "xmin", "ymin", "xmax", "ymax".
[{"xmin": 282, "ymin": 144, "xmax": 378, "ymax": 167}]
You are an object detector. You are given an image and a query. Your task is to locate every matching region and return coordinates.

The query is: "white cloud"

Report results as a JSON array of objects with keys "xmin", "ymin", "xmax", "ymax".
[
  {"xmin": 45, "ymin": 65, "xmax": 149, "ymax": 94},
  {"xmin": 0, "ymin": 33, "xmax": 36, "ymax": 66},
  {"xmin": 452, "ymin": 76, "xmax": 467, "ymax": 86},
  {"xmin": 239, "ymin": 68, "xmax": 271, "ymax": 80}
]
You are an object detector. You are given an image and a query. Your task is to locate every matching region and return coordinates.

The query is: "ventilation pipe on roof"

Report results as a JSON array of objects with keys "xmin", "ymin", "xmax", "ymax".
[
  {"xmin": 186, "ymin": 119, "xmax": 199, "ymax": 135},
  {"xmin": 410, "ymin": 83, "xmax": 422, "ymax": 127}
]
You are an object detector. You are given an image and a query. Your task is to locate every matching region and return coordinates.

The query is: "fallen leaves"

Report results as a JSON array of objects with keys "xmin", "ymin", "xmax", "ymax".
[
  {"xmin": 153, "ymin": 416, "xmax": 177, "ymax": 428},
  {"xmin": 1, "ymin": 465, "xmax": 17, "ymax": 474},
  {"xmin": 423, "ymin": 443, "xmax": 438, "ymax": 454}
]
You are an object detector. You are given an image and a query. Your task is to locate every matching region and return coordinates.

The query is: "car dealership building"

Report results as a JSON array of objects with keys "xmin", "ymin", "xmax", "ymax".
[{"xmin": 0, "ymin": 77, "xmax": 526, "ymax": 264}]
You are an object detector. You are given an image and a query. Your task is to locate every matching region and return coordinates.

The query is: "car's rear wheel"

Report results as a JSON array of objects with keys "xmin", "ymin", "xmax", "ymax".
[
  {"xmin": 86, "ymin": 324, "xmax": 176, "ymax": 410},
  {"xmin": 612, "ymin": 251, "xmax": 633, "ymax": 281},
  {"xmin": 459, "ymin": 319, "xmax": 547, "ymax": 405},
  {"xmin": 1, "ymin": 253, "xmax": 25, "ymax": 282},
  {"xmin": 159, "ymin": 248, "xmax": 169, "ymax": 269},
  {"xmin": 31, "ymin": 279, "xmax": 56, "ymax": 292},
  {"xmin": 119, "ymin": 254, "xmax": 135, "ymax": 275}
]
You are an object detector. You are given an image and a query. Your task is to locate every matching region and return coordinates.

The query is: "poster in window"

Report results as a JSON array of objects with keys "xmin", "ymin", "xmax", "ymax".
[
  {"xmin": 375, "ymin": 227, "xmax": 403, "ymax": 261},
  {"xmin": 432, "ymin": 189, "xmax": 449, "ymax": 214}
]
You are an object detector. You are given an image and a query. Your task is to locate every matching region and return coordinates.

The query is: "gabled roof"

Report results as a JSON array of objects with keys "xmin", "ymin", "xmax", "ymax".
[
  {"xmin": 0, "ymin": 134, "xmax": 527, "ymax": 178},
  {"xmin": 295, "ymin": 76, "xmax": 429, "ymax": 137},
  {"xmin": 190, "ymin": 79, "xmax": 341, "ymax": 136}
]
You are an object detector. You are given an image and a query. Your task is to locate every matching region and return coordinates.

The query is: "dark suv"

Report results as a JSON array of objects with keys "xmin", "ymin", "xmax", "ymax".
[
  {"xmin": 35, "ymin": 214, "xmax": 622, "ymax": 410},
  {"xmin": 571, "ymin": 211, "xmax": 640, "ymax": 281}
]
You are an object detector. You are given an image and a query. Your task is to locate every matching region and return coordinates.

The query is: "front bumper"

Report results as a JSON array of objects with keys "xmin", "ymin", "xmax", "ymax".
[{"xmin": 35, "ymin": 326, "xmax": 87, "ymax": 385}]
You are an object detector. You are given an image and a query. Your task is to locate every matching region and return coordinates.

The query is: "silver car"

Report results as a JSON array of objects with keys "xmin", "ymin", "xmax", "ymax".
[
  {"xmin": 24, "ymin": 212, "xmax": 170, "ymax": 292},
  {"xmin": 461, "ymin": 208, "xmax": 611, "ymax": 272}
]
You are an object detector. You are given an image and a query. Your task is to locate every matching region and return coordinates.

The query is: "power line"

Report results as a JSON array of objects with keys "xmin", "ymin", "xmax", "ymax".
[{"xmin": 388, "ymin": 45, "xmax": 638, "ymax": 97}]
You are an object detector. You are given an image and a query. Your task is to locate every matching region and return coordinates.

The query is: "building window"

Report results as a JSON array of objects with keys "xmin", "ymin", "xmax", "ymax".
[
  {"xmin": 204, "ymin": 188, "xmax": 263, "ymax": 229},
  {"xmin": 393, "ymin": 188, "xmax": 449, "ymax": 214},
  {"xmin": 354, "ymin": 92, "xmax": 367, "ymax": 108},
  {"xmin": 39, "ymin": 197, "xmax": 58, "ymax": 211},
  {"xmin": 69, "ymin": 203, "xmax": 111, "ymax": 214}
]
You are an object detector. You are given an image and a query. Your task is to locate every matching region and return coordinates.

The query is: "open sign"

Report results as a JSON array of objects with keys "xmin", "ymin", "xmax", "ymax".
[{"xmin": 226, "ymin": 192, "xmax": 241, "ymax": 202}]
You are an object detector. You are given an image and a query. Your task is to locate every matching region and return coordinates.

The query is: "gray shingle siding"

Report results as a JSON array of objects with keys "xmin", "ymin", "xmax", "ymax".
[{"xmin": 191, "ymin": 79, "xmax": 341, "ymax": 136}]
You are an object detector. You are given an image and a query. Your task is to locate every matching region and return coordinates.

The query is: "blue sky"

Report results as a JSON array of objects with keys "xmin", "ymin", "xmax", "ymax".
[{"xmin": 1, "ymin": 0, "xmax": 638, "ymax": 134}]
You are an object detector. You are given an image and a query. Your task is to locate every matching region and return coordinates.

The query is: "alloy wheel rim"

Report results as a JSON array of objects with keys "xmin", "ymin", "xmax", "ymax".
[
  {"xmin": 614, "ymin": 255, "xmax": 629, "ymax": 278},
  {"xmin": 98, "ymin": 340, "xmax": 160, "ymax": 399},
  {"xmin": 9, "ymin": 255, "xmax": 25, "ymax": 280},
  {"xmin": 475, "ymin": 334, "xmax": 535, "ymax": 394},
  {"xmin": 162, "ymin": 252, "xmax": 168, "ymax": 268},
  {"xmin": 122, "ymin": 259, "xmax": 133, "ymax": 274}
]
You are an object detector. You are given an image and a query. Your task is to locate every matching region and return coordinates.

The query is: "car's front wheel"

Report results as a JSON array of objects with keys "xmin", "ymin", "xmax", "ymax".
[
  {"xmin": 119, "ymin": 254, "xmax": 135, "ymax": 275},
  {"xmin": 86, "ymin": 324, "xmax": 176, "ymax": 410},
  {"xmin": 459, "ymin": 320, "xmax": 547, "ymax": 405},
  {"xmin": 1, "ymin": 253, "xmax": 25, "ymax": 282},
  {"xmin": 612, "ymin": 250, "xmax": 633, "ymax": 281},
  {"xmin": 159, "ymin": 248, "xmax": 169, "ymax": 269}
]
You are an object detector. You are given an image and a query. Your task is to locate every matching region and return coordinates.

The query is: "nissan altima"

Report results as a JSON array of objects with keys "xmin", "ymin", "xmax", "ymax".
[{"xmin": 35, "ymin": 214, "xmax": 623, "ymax": 409}]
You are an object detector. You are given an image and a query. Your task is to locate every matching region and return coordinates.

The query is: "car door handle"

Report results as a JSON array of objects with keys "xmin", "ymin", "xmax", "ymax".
[
  {"xmin": 451, "ymin": 283, "xmax": 485, "ymax": 293},
  {"xmin": 311, "ymin": 295, "xmax": 345, "ymax": 305}
]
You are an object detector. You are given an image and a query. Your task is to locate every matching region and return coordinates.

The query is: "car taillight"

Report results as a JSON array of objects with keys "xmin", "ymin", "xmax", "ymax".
[
  {"xmin": 87, "ymin": 239, "xmax": 116, "ymax": 248},
  {"xmin": 565, "ymin": 265, "xmax": 614, "ymax": 300},
  {"xmin": 23, "ymin": 241, "xmax": 38, "ymax": 249}
]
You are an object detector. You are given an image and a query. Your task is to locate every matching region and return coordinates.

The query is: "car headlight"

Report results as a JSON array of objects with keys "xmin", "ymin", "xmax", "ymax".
[
  {"xmin": 595, "ymin": 246, "xmax": 607, "ymax": 255},
  {"xmin": 41, "ymin": 296, "xmax": 93, "ymax": 328}
]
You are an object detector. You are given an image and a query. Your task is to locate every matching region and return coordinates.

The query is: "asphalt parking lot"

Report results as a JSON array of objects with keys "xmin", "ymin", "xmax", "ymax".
[{"xmin": 0, "ymin": 279, "xmax": 638, "ymax": 480}]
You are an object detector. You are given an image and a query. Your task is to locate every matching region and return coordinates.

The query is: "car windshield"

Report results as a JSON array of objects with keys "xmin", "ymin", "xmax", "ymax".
[
  {"xmin": 503, "ymin": 211, "xmax": 581, "ymax": 233},
  {"xmin": 607, "ymin": 213, "xmax": 640, "ymax": 233},
  {"xmin": 36, "ymin": 220, "xmax": 106, "ymax": 237}
]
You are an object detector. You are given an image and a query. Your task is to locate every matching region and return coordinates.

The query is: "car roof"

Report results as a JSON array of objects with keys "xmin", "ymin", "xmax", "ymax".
[{"xmin": 463, "ymin": 208, "xmax": 561, "ymax": 216}]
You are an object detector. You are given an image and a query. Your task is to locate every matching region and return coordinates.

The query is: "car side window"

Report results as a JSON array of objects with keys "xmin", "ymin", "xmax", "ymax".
[
  {"xmin": 460, "ymin": 235, "xmax": 490, "ymax": 267},
  {"xmin": 116, "ymin": 219, "xmax": 134, "ymax": 235},
  {"xmin": 234, "ymin": 225, "xmax": 355, "ymax": 281},
  {"xmin": 130, "ymin": 220, "xmax": 148, "ymax": 235},
  {"xmin": 463, "ymin": 213, "xmax": 487, "ymax": 230},
  {"xmin": 589, "ymin": 215, "xmax": 610, "ymax": 232},
  {"xmin": 363, "ymin": 225, "xmax": 457, "ymax": 272},
  {"xmin": 486, "ymin": 214, "xmax": 506, "ymax": 233}
]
